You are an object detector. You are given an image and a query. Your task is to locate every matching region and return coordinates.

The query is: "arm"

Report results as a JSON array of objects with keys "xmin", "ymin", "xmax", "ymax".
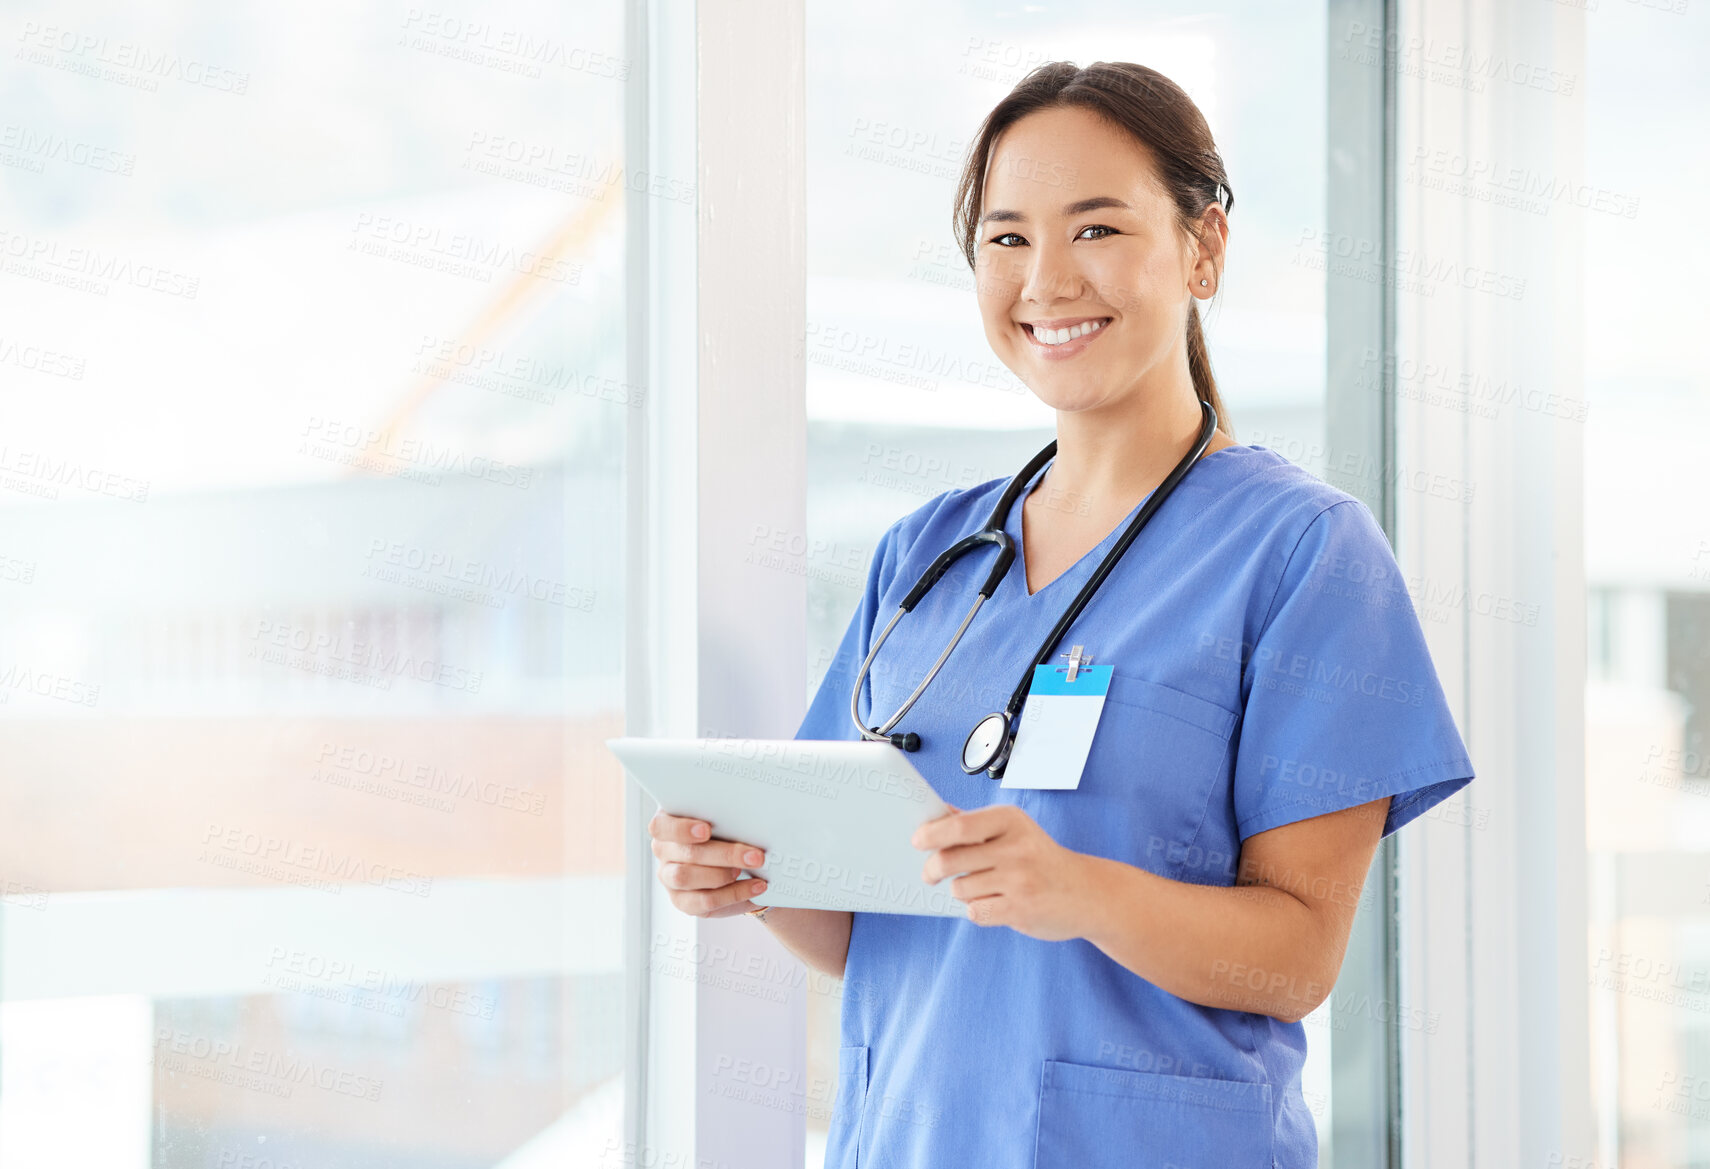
[
  {"xmin": 753, "ymin": 905, "xmax": 854, "ymax": 979},
  {"xmin": 649, "ymin": 810, "xmax": 853, "ymax": 979},
  {"xmin": 914, "ymin": 796, "xmax": 1391, "ymax": 1023}
]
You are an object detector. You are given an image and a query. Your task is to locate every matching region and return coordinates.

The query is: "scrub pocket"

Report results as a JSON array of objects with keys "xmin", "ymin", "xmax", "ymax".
[
  {"xmin": 1025, "ymin": 674, "xmax": 1238, "ymax": 879},
  {"xmin": 824, "ymin": 1044, "xmax": 869, "ymax": 1169},
  {"xmin": 1033, "ymin": 1058, "xmax": 1274, "ymax": 1169}
]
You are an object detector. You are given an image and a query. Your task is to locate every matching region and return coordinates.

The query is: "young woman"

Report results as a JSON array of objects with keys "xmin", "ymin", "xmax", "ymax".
[{"xmin": 649, "ymin": 60, "xmax": 1475, "ymax": 1169}]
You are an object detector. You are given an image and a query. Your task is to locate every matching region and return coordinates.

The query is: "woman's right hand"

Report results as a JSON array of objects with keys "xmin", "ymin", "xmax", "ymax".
[{"xmin": 648, "ymin": 810, "xmax": 771, "ymax": 918}]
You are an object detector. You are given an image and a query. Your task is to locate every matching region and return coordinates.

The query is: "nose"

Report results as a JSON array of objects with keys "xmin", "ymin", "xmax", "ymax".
[{"xmin": 1017, "ymin": 236, "xmax": 1086, "ymax": 307}]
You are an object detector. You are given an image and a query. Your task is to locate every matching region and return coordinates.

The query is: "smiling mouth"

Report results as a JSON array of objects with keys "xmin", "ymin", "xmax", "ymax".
[{"xmin": 1022, "ymin": 317, "xmax": 1113, "ymax": 350}]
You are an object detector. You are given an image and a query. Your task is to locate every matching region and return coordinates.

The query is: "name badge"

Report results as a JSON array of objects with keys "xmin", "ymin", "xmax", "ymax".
[{"xmin": 999, "ymin": 662, "xmax": 1112, "ymax": 791}]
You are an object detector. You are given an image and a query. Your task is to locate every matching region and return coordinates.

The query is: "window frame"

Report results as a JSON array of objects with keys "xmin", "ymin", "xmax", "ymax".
[
  {"xmin": 624, "ymin": 0, "xmax": 811, "ymax": 1164},
  {"xmin": 1391, "ymin": 0, "xmax": 1593, "ymax": 1165}
]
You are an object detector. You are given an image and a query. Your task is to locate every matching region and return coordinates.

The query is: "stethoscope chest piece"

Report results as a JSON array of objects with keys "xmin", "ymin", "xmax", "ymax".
[{"xmin": 961, "ymin": 712, "xmax": 1011, "ymax": 775}]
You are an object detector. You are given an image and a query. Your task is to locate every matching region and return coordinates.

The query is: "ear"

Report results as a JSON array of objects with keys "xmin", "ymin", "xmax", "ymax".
[{"xmin": 1189, "ymin": 203, "xmax": 1228, "ymax": 296}]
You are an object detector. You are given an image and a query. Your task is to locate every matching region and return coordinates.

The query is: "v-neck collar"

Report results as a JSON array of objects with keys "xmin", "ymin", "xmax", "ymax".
[{"xmin": 1002, "ymin": 444, "xmax": 1253, "ymax": 602}]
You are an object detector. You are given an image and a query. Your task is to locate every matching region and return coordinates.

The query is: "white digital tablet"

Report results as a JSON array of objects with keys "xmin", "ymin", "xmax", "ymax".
[{"xmin": 605, "ymin": 737, "xmax": 969, "ymax": 918}]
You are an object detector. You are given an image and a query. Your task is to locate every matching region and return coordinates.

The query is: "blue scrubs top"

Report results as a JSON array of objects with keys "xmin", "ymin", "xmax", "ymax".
[{"xmin": 792, "ymin": 442, "xmax": 1476, "ymax": 1169}]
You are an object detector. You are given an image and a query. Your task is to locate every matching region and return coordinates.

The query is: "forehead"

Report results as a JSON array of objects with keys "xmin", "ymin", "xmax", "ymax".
[{"xmin": 982, "ymin": 104, "xmax": 1164, "ymax": 212}]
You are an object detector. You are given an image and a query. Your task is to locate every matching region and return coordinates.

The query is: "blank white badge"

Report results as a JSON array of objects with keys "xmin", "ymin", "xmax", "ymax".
[{"xmin": 999, "ymin": 662, "xmax": 1112, "ymax": 791}]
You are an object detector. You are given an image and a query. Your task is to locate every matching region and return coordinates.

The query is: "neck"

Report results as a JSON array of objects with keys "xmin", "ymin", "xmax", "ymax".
[{"xmin": 1041, "ymin": 376, "xmax": 1211, "ymax": 517}]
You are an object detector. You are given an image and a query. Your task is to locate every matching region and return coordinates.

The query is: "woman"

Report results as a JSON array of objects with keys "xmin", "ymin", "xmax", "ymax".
[{"xmin": 649, "ymin": 60, "xmax": 1475, "ymax": 1168}]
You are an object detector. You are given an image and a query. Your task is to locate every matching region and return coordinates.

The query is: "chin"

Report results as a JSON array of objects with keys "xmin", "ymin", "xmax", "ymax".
[{"xmin": 1025, "ymin": 385, "xmax": 1112, "ymax": 414}]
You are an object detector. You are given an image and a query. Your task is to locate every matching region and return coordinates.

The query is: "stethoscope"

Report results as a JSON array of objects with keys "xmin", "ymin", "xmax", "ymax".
[{"xmin": 849, "ymin": 398, "xmax": 1218, "ymax": 780}]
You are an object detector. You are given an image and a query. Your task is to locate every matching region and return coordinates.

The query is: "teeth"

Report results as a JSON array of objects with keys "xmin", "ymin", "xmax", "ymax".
[{"xmin": 1031, "ymin": 318, "xmax": 1108, "ymax": 346}]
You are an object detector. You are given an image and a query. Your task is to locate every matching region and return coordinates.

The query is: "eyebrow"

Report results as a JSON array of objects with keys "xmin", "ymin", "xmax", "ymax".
[{"xmin": 980, "ymin": 196, "xmax": 1132, "ymax": 225}]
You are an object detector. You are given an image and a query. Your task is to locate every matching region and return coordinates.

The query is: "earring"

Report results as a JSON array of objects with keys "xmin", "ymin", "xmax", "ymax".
[{"xmin": 1199, "ymin": 279, "xmax": 1209, "ymax": 287}]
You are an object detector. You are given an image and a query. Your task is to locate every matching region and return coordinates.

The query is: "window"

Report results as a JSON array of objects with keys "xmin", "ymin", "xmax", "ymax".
[
  {"xmin": 0, "ymin": 2, "xmax": 628, "ymax": 1163},
  {"xmin": 1582, "ymin": 4, "xmax": 1710, "ymax": 1165}
]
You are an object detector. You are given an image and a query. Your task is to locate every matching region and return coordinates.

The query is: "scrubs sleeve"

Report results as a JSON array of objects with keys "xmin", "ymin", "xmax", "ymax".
[
  {"xmin": 792, "ymin": 516, "xmax": 908, "ymax": 742},
  {"xmin": 1231, "ymin": 498, "xmax": 1475, "ymax": 842}
]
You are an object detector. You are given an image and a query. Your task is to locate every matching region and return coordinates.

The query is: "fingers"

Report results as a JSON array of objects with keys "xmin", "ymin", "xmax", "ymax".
[
  {"xmin": 648, "ymin": 815, "xmax": 771, "ymax": 918},
  {"xmin": 671, "ymin": 875, "xmax": 770, "ymax": 918},
  {"xmin": 912, "ymin": 804, "xmax": 1018, "ymax": 851},
  {"xmin": 648, "ymin": 811, "xmax": 766, "ymax": 869},
  {"xmin": 651, "ymin": 835, "xmax": 765, "ymax": 869},
  {"xmin": 922, "ymin": 840, "xmax": 999, "ymax": 885},
  {"xmin": 949, "ymin": 869, "xmax": 1002, "ymax": 902},
  {"xmin": 659, "ymin": 861, "xmax": 743, "ymax": 891},
  {"xmin": 649, "ymin": 809, "xmax": 713, "ymax": 844}
]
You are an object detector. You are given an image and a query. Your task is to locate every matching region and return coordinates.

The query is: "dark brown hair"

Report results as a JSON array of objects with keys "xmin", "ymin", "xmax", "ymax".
[{"xmin": 952, "ymin": 60, "xmax": 1235, "ymax": 435}]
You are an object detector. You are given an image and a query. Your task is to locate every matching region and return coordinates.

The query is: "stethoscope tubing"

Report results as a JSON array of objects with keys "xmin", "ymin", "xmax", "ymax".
[{"xmin": 851, "ymin": 399, "xmax": 1218, "ymax": 767}]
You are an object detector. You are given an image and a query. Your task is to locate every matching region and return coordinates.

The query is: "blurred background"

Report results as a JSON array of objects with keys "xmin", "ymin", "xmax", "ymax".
[
  {"xmin": 0, "ymin": 1, "xmax": 627, "ymax": 1164},
  {"xmin": 0, "ymin": 0, "xmax": 1703, "ymax": 1166}
]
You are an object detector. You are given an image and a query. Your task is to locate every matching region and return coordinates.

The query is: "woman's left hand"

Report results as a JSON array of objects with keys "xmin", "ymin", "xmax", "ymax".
[{"xmin": 913, "ymin": 804, "xmax": 1094, "ymax": 941}]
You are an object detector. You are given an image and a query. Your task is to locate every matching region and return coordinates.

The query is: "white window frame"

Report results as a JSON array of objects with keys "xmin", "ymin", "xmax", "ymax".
[
  {"xmin": 624, "ymin": 1, "xmax": 811, "ymax": 1165},
  {"xmin": 1392, "ymin": 1, "xmax": 1592, "ymax": 1165}
]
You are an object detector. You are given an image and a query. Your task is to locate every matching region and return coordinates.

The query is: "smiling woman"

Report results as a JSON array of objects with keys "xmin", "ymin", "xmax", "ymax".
[
  {"xmin": 957, "ymin": 66, "xmax": 1234, "ymax": 453},
  {"xmin": 650, "ymin": 58, "xmax": 1476, "ymax": 1169}
]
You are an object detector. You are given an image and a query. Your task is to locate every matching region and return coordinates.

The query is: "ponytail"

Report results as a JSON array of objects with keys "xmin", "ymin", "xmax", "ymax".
[{"xmin": 1186, "ymin": 301, "xmax": 1231, "ymax": 439}]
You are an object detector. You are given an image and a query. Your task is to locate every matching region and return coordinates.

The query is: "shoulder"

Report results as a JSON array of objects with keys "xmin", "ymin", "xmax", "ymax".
[
  {"xmin": 877, "ymin": 471, "xmax": 1014, "ymax": 563},
  {"xmin": 1208, "ymin": 444, "xmax": 1377, "ymax": 538},
  {"xmin": 1195, "ymin": 445, "xmax": 1398, "ymax": 616}
]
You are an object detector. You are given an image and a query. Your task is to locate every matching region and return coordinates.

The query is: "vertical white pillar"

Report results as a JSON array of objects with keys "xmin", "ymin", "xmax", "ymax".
[
  {"xmin": 627, "ymin": 1, "xmax": 811, "ymax": 1166},
  {"xmin": 1394, "ymin": 1, "xmax": 1592, "ymax": 1166}
]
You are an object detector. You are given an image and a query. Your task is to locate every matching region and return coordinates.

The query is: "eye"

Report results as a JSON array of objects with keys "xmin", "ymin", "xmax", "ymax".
[
  {"xmin": 1079, "ymin": 224, "xmax": 1117, "ymax": 240},
  {"xmin": 988, "ymin": 231, "xmax": 1025, "ymax": 248}
]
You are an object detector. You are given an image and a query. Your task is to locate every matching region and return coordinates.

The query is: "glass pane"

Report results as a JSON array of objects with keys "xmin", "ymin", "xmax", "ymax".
[
  {"xmin": 0, "ymin": 2, "xmax": 629, "ymax": 1164},
  {"xmin": 804, "ymin": 4, "xmax": 1330, "ymax": 1165},
  {"xmin": 1583, "ymin": 4, "xmax": 1710, "ymax": 1167}
]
